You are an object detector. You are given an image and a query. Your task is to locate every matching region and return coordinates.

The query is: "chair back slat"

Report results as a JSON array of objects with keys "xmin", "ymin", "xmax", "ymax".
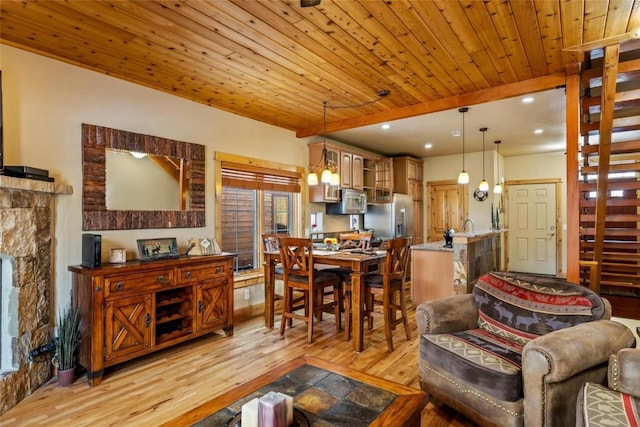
[
  {"xmin": 338, "ymin": 232, "xmax": 373, "ymax": 250},
  {"xmin": 262, "ymin": 233, "xmax": 289, "ymax": 252},
  {"xmin": 278, "ymin": 237, "xmax": 314, "ymax": 279},
  {"xmin": 383, "ymin": 237, "xmax": 411, "ymax": 283}
]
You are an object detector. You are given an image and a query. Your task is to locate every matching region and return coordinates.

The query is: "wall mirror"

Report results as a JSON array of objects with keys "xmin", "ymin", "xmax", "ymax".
[{"xmin": 82, "ymin": 123, "xmax": 205, "ymax": 230}]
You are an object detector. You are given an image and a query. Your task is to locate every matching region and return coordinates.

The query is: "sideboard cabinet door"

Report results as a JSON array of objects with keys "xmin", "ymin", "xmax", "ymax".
[{"xmin": 104, "ymin": 294, "xmax": 152, "ymax": 363}]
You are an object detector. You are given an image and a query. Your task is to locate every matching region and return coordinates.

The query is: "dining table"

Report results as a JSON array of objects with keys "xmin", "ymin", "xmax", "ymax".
[{"xmin": 263, "ymin": 248, "xmax": 386, "ymax": 352}]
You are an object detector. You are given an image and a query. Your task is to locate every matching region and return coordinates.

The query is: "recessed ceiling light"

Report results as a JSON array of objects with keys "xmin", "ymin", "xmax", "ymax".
[
  {"xmin": 522, "ymin": 96, "xmax": 534, "ymax": 103},
  {"xmin": 424, "ymin": 143, "xmax": 432, "ymax": 149},
  {"xmin": 381, "ymin": 123, "xmax": 390, "ymax": 130},
  {"xmin": 534, "ymin": 129, "xmax": 544, "ymax": 134},
  {"xmin": 451, "ymin": 130, "xmax": 461, "ymax": 137}
]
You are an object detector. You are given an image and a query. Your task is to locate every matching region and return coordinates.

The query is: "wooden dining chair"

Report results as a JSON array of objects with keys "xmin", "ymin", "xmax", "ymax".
[
  {"xmin": 261, "ymin": 233, "xmax": 304, "ymax": 325},
  {"xmin": 363, "ymin": 237, "xmax": 412, "ymax": 352},
  {"xmin": 278, "ymin": 237, "xmax": 342, "ymax": 343}
]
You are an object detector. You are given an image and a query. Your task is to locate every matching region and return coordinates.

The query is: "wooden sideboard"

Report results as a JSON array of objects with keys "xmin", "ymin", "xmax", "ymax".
[{"xmin": 69, "ymin": 254, "xmax": 234, "ymax": 386}]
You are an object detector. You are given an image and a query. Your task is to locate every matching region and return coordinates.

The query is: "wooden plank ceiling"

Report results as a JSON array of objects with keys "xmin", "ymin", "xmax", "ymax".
[{"xmin": 1, "ymin": 0, "xmax": 639, "ymax": 136}]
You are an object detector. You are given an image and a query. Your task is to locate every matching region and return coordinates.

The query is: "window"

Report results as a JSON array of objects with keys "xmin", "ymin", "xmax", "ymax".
[{"xmin": 218, "ymin": 156, "xmax": 302, "ymax": 274}]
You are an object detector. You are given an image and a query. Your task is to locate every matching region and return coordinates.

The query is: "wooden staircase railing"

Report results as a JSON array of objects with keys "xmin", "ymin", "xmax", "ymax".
[{"xmin": 579, "ymin": 41, "xmax": 640, "ymax": 304}]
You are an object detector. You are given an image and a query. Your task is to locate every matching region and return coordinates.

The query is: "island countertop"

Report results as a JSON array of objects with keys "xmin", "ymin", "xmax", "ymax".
[
  {"xmin": 411, "ymin": 241, "xmax": 453, "ymax": 252},
  {"xmin": 453, "ymin": 228, "xmax": 507, "ymax": 244}
]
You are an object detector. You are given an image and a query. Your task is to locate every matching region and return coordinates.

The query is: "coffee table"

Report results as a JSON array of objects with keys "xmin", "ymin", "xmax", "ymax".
[{"xmin": 163, "ymin": 355, "xmax": 427, "ymax": 427}]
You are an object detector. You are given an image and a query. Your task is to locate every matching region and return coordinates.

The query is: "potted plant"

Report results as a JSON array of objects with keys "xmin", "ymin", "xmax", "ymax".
[{"xmin": 53, "ymin": 305, "xmax": 82, "ymax": 387}]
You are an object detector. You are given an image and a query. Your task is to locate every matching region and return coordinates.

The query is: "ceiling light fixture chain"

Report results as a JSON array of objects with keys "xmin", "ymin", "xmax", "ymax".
[
  {"xmin": 308, "ymin": 90, "xmax": 390, "ymax": 186},
  {"xmin": 494, "ymin": 140, "xmax": 503, "ymax": 194},
  {"xmin": 457, "ymin": 107, "xmax": 469, "ymax": 184},
  {"xmin": 479, "ymin": 127, "xmax": 489, "ymax": 192}
]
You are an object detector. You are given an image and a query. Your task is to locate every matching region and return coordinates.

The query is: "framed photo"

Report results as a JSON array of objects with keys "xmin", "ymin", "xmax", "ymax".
[{"xmin": 136, "ymin": 238, "xmax": 179, "ymax": 261}]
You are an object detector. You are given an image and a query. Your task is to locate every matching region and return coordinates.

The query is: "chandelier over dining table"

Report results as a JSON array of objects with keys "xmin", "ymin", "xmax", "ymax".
[
  {"xmin": 307, "ymin": 90, "xmax": 390, "ymax": 186},
  {"xmin": 307, "ymin": 101, "xmax": 339, "ymax": 186}
]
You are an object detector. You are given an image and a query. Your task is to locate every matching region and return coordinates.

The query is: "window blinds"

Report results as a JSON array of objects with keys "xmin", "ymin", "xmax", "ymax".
[{"xmin": 221, "ymin": 161, "xmax": 301, "ymax": 192}]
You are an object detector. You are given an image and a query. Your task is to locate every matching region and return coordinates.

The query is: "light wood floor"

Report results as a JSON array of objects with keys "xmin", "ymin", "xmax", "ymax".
[{"xmin": 2, "ymin": 306, "xmax": 474, "ymax": 427}]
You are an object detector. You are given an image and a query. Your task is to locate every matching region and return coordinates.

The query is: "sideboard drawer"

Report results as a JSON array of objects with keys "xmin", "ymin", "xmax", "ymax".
[
  {"xmin": 105, "ymin": 269, "xmax": 174, "ymax": 297},
  {"xmin": 178, "ymin": 262, "xmax": 228, "ymax": 283}
]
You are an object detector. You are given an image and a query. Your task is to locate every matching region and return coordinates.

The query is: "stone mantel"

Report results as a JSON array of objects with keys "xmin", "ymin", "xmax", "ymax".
[{"xmin": 0, "ymin": 175, "xmax": 72, "ymax": 195}]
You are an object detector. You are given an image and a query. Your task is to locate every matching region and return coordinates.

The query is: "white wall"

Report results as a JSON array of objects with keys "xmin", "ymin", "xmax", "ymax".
[{"xmin": 1, "ymin": 45, "xmax": 311, "ymax": 310}]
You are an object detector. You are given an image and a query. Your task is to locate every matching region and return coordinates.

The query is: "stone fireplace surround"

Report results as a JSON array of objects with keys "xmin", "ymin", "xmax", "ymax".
[{"xmin": 0, "ymin": 175, "xmax": 71, "ymax": 414}]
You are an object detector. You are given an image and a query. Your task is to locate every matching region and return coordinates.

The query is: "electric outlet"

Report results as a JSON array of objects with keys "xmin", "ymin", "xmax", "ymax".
[{"xmin": 243, "ymin": 288, "xmax": 251, "ymax": 300}]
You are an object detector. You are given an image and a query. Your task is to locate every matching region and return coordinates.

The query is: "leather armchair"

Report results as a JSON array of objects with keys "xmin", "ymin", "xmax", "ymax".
[{"xmin": 416, "ymin": 272, "xmax": 637, "ymax": 427}]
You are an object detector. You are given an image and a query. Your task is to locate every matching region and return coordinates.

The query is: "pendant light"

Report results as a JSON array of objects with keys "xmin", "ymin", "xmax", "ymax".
[
  {"xmin": 494, "ymin": 140, "xmax": 503, "ymax": 194},
  {"xmin": 457, "ymin": 107, "xmax": 470, "ymax": 184},
  {"xmin": 307, "ymin": 101, "xmax": 339, "ymax": 186},
  {"xmin": 478, "ymin": 127, "xmax": 489, "ymax": 192}
]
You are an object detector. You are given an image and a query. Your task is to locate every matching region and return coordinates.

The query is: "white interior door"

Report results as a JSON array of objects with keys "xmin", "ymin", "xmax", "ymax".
[{"xmin": 507, "ymin": 183, "xmax": 557, "ymax": 275}]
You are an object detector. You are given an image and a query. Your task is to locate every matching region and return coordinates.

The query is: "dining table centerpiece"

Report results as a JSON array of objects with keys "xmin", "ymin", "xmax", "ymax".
[{"xmin": 324, "ymin": 237, "xmax": 338, "ymax": 251}]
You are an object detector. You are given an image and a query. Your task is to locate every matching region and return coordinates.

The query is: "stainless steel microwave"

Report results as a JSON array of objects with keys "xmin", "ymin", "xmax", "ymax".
[{"xmin": 326, "ymin": 189, "xmax": 367, "ymax": 215}]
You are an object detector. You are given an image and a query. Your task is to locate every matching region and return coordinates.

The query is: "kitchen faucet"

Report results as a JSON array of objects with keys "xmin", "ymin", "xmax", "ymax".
[{"xmin": 462, "ymin": 218, "xmax": 475, "ymax": 234}]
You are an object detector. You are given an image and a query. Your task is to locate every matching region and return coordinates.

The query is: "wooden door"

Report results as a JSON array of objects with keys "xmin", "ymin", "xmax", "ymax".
[
  {"xmin": 197, "ymin": 280, "xmax": 229, "ymax": 331},
  {"xmin": 507, "ymin": 182, "xmax": 558, "ymax": 275},
  {"xmin": 105, "ymin": 294, "xmax": 152, "ymax": 362},
  {"xmin": 427, "ymin": 180, "xmax": 468, "ymax": 242}
]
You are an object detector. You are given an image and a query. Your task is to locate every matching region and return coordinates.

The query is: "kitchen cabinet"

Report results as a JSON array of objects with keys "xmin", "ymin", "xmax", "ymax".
[
  {"xmin": 373, "ymin": 158, "xmax": 393, "ymax": 203},
  {"xmin": 340, "ymin": 151, "xmax": 365, "ymax": 190},
  {"xmin": 393, "ymin": 156, "xmax": 423, "ymax": 199},
  {"xmin": 340, "ymin": 151, "xmax": 352, "ymax": 189},
  {"xmin": 351, "ymin": 153, "xmax": 364, "ymax": 190},
  {"xmin": 69, "ymin": 254, "xmax": 234, "ymax": 386},
  {"xmin": 309, "ymin": 141, "xmax": 374, "ymax": 200},
  {"xmin": 363, "ymin": 157, "xmax": 376, "ymax": 202}
]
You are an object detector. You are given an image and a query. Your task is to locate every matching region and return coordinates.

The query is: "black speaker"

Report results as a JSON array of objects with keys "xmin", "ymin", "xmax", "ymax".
[{"xmin": 82, "ymin": 233, "xmax": 102, "ymax": 268}]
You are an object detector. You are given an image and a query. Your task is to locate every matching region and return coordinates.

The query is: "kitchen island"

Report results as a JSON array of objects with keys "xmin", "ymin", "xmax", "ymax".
[{"xmin": 411, "ymin": 230, "xmax": 506, "ymax": 304}]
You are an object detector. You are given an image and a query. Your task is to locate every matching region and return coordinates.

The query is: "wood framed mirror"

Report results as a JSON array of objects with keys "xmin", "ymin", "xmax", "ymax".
[{"xmin": 82, "ymin": 123, "xmax": 205, "ymax": 230}]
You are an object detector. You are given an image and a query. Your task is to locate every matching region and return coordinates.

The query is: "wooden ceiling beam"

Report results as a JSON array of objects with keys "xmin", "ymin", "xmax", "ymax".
[{"xmin": 296, "ymin": 73, "xmax": 566, "ymax": 137}]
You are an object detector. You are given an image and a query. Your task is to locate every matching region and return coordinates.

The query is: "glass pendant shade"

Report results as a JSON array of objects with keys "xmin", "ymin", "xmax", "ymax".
[
  {"xmin": 321, "ymin": 168, "xmax": 332, "ymax": 184},
  {"xmin": 479, "ymin": 179, "xmax": 489, "ymax": 192},
  {"xmin": 458, "ymin": 170, "xmax": 470, "ymax": 184},
  {"xmin": 494, "ymin": 183, "xmax": 503, "ymax": 194},
  {"xmin": 330, "ymin": 172, "xmax": 340, "ymax": 186},
  {"xmin": 307, "ymin": 172, "xmax": 318, "ymax": 186}
]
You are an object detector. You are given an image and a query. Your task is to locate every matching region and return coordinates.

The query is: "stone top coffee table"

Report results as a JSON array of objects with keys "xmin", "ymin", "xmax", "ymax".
[{"xmin": 163, "ymin": 355, "xmax": 427, "ymax": 427}]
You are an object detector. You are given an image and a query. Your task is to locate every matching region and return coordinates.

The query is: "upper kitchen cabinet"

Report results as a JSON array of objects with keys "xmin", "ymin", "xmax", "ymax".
[
  {"xmin": 309, "ymin": 141, "xmax": 379, "ymax": 202},
  {"xmin": 340, "ymin": 151, "xmax": 366, "ymax": 190},
  {"xmin": 393, "ymin": 156, "xmax": 424, "ymax": 200},
  {"xmin": 363, "ymin": 158, "xmax": 375, "ymax": 203},
  {"xmin": 373, "ymin": 158, "xmax": 393, "ymax": 203}
]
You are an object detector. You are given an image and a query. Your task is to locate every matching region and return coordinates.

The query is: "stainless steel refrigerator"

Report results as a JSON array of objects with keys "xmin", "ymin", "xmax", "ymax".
[{"xmin": 364, "ymin": 193, "xmax": 414, "ymax": 241}]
